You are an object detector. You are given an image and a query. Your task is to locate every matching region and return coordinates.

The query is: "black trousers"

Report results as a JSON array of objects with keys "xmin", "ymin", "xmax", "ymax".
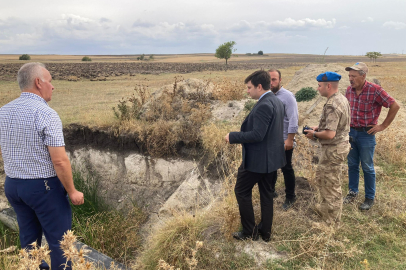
[
  {"xmin": 234, "ymin": 166, "xmax": 274, "ymax": 239},
  {"xmin": 271, "ymin": 149, "xmax": 296, "ymax": 200}
]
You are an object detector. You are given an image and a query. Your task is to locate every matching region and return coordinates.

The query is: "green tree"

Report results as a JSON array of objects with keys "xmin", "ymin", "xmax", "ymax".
[
  {"xmin": 258, "ymin": 50, "xmax": 263, "ymax": 55},
  {"xmin": 365, "ymin": 51, "xmax": 382, "ymax": 62},
  {"xmin": 19, "ymin": 54, "xmax": 31, "ymax": 60},
  {"xmin": 137, "ymin": 54, "xmax": 145, "ymax": 60},
  {"xmin": 82, "ymin": 56, "xmax": 92, "ymax": 61},
  {"xmin": 215, "ymin": 41, "xmax": 236, "ymax": 65}
]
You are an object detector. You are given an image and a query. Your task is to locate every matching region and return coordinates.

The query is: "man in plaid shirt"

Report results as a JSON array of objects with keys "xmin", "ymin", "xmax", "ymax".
[
  {"xmin": 0, "ymin": 63, "xmax": 84, "ymax": 269},
  {"xmin": 343, "ymin": 62, "xmax": 400, "ymax": 210}
]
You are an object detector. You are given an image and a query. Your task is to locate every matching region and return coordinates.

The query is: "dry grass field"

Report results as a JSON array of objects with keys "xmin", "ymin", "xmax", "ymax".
[{"xmin": 0, "ymin": 54, "xmax": 405, "ymax": 269}]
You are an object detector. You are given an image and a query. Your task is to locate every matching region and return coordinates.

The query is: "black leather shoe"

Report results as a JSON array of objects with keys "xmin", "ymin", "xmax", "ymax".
[
  {"xmin": 282, "ymin": 197, "xmax": 297, "ymax": 210},
  {"xmin": 232, "ymin": 231, "xmax": 259, "ymax": 241},
  {"xmin": 359, "ymin": 198, "xmax": 374, "ymax": 211},
  {"xmin": 258, "ymin": 230, "xmax": 271, "ymax": 242}
]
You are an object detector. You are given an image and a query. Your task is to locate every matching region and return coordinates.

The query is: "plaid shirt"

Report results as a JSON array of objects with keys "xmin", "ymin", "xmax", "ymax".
[
  {"xmin": 0, "ymin": 92, "xmax": 65, "ymax": 179},
  {"xmin": 345, "ymin": 81, "xmax": 395, "ymax": 127}
]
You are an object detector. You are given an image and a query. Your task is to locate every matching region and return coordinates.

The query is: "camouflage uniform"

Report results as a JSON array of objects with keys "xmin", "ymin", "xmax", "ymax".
[{"xmin": 315, "ymin": 92, "xmax": 350, "ymax": 225}]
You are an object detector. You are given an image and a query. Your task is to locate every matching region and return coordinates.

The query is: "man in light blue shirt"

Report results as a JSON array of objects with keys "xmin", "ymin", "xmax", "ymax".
[
  {"xmin": 269, "ymin": 69, "xmax": 299, "ymax": 210},
  {"xmin": 0, "ymin": 63, "xmax": 84, "ymax": 270}
]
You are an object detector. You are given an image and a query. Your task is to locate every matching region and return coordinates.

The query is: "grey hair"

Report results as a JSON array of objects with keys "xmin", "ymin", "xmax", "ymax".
[
  {"xmin": 358, "ymin": 70, "xmax": 366, "ymax": 76},
  {"xmin": 17, "ymin": 62, "xmax": 46, "ymax": 91}
]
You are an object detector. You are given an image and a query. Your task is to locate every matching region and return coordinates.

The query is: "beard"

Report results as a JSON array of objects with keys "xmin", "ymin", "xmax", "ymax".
[{"xmin": 271, "ymin": 84, "xmax": 281, "ymax": 93}]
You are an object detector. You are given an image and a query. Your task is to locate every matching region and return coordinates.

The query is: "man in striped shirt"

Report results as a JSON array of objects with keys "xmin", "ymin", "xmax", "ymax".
[
  {"xmin": 0, "ymin": 63, "xmax": 84, "ymax": 270},
  {"xmin": 343, "ymin": 62, "xmax": 399, "ymax": 210}
]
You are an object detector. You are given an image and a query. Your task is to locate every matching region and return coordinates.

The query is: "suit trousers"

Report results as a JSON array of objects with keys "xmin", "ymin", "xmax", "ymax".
[
  {"xmin": 5, "ymin": 176, "xmax": 72, "ymax": 270},
  {"xmin": 234, "ymin": 166, "xmax": 274, "ymax": 239},
  {"xmin": 270, "ymin": 149, "xmax": 296, "ymax": 199}
]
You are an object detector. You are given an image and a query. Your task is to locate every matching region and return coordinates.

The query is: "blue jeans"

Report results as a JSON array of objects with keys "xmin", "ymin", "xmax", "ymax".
[
  {"xmin": 4, "ymin": 176, "xmax": 72, "ymax": 270},
  {"xmin": 347, "ymin": 128, "xmax": 376, "ymax": 199}
]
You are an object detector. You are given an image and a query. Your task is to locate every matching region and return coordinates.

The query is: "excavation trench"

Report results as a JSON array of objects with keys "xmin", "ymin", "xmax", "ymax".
[{"xmin": 63, "ymin": 124, "xmax": 222, "ymax": 219}]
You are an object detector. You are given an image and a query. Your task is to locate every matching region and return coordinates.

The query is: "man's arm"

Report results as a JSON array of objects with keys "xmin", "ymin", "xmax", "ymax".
[
  {"xmin": 367, "ymin": 101, "xmax": 400, "ymax": 135},
  {"xmin": 285, "ymin": 93, "xmax": 299, "ymax": 150},
  {"xmin": 48, "ymin": 146, "xmax": 84, "ymax": 205},
  {"xmin": 285, "ymin": 133, "xmax": 295, "ymax": 150},
  {"xmin": 304, "ymin": 129, "xmax": 336, "ymax": 140},
  {"xmin": 227, "ymin": 104, "xmax": 272, "ymax": 144}
]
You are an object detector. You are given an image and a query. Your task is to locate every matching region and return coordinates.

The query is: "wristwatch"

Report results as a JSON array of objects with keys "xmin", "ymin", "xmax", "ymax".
[{"xmin": 313, "ymin": 132, "xmax": 318, "ymax": 140}]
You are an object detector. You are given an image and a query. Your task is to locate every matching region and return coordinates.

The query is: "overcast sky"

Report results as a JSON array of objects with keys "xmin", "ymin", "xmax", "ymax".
[{"xmin": 1, "ymin": 0, "xmax": 405, "ymax": 55}]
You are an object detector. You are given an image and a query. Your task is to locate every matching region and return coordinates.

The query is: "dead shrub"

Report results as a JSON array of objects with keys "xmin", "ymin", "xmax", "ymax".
[
  {"xmin": 212, "ymin": 78, "xmax": 245, "ymax": 101},
  {"xmin": 375, "ymin": 118, "xmax": 406, "ymax": 167},
  {"xmin": 113, "ymin": 82, "xmax": 150, "ymax": 122},
  {"xmin": 114, "ymin": 77, "xmax": 213, "ymax": 157}
]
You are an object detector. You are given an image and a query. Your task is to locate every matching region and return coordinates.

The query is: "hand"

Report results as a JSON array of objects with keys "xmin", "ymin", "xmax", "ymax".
[
  {"xmin": 284, "ymin": 138, "xmax": 294, "ymax": 150},
  {"xmin": 224, "ymin": 133, "xmax": 230, "ymax": 143},
  {"xmin": 304, "ymin": 129, "xmax": 315, "ymax": 140},
  {"xmin": 311, "ymin": 126, "xmax": 319, "ymax": 131},
  {"xmin": 69, "ymin": 190, "xmax": 84, "ymax": 205},
  {"xmin": 367, "ymin": 124, "xmax": 385, "ymax": 135}
]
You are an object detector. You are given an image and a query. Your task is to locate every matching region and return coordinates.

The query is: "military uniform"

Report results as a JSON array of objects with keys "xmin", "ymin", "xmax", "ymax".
[{"xmin": 315, "ymin": 91, "xmax": 350, "ymax": 225}]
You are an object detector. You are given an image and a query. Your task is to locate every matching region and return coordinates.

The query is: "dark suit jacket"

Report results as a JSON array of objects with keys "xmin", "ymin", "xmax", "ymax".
[{"xmin": 229, "ymin": 92, "xmax": 286, "ymax": 173}]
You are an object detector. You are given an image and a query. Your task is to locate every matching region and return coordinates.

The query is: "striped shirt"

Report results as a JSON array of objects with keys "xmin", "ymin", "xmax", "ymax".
[
  {"xmin": 0, "ymin": 92, "xmax": 65, "ymax": 179},
  {"xmin": 345, "ymin": 81, "xmax": 395, "ymax": 127}
]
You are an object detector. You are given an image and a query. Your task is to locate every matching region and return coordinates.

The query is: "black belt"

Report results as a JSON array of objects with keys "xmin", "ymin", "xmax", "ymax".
[{"xmin": 351, "ymin": 126, "xmax": 372, "ymax": 132}]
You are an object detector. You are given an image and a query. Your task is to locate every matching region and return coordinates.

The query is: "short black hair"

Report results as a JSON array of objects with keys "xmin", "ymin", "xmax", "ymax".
[{"xmin": 244, "ymin": 70, "xmax": 271, "ymax": 90}]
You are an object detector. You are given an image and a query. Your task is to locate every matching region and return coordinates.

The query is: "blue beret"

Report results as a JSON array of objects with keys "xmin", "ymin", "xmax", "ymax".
[{"xmin": 316, "ymin": 72, "xmax": 341, "ymax": 82}]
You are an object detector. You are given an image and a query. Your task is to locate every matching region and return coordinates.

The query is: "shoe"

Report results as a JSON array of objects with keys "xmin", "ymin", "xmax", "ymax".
[
  {"xmin": 282, "ymin": 197, "xmax": 296, "ymax": 210},
  {"xmin": 272, "ymin": 192, "xmax": 278, "ymax": 198},
  {"xmin": 39, "ymin": 260, "xmax": 50, "ymax": 270},
  {"xmin": 258, "ymin": 230, "xmax": 271, "ymax": 242},
  {"xmin": 232, "ymin": 231, "xmax": 259, "ymax": 241},
  {"xmin": 359, "ymin": 198, "xmax": 374, "ymax": 211},
  {"xmin": 343, "ymin": 191, "xmax": 358, "ymax": 204}
]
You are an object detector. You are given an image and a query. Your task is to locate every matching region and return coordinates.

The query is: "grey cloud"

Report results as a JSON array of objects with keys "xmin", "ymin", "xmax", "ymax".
[
  {"xmin": 132, "ymin": 20, "xmax": 155, "ymax": 28},
  {"xmin": 383, "ymin": 21, "xmax": 406, "ymax": 30},
  {"xmin": 100, "ymin": 17, "xmax": 112, "ymax": 23}
]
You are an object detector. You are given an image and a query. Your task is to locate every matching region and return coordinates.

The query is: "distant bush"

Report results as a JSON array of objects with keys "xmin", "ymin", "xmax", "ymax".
[
  {"xmin": 295, "ymin": 87, "xmax": 318, "ymax": 102},
  {"xmin": 258, "ymin": 50, "xmax": 263, "ymax": 55},
  {"xmin": 137, "ymin": 54, "xmax": 145, "ymax": 60},
  {"xmin": 81, "ymin": 56, "xmax": 92, "ymax": 61},
  {"xmin": 19, "ymin": 54, "xmax": 31, "ymax": 60},
  {"xmin": 149, "ymin": 54, "xmax": 154, "ymax": 60}
]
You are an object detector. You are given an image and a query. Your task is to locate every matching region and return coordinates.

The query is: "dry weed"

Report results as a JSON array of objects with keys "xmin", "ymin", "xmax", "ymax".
[
  {"xmin": 212, "ymin": 77, "xmax": 245, "ymax": 101},
  {"xmin": 138, "ymin": 212, "xmax": 208, "ymax": 270},
  {"xmin": 16, "ymin": 242, "xmax": 50, "ymax": 270},
  {"xmin": 375, "ymin": 117, "xmax": 406, "ymax": 167}
]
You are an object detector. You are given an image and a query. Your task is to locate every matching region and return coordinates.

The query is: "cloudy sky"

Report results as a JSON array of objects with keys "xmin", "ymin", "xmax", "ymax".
[{"xmin": 1, "ymin": 0, "xmax": 405, "ymax": 55}]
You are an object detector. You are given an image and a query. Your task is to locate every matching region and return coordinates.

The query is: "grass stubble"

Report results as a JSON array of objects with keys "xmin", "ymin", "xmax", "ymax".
[{"xmin": 0, "ymin": 60, "xmax": 405, "ymax": 269}]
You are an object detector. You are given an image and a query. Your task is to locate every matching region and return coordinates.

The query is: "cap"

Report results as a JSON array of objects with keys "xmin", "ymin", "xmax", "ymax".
[
  {"xmin": 316, "ymin": 71, "xmax": 342, "ymax": 82},
  {"xmin": 345, "ymin": 62, "xmax": 368, "ymax": 73}
]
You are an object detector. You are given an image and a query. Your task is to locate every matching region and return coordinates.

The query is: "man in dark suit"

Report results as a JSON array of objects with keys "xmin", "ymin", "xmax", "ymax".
[{"xmin": 225, "ymin": 70, "xmax": 286, "ymax": 241}]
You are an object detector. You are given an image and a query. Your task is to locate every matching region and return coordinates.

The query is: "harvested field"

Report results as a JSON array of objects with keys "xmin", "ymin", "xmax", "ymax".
[
  {"xmin": 0, "ymin": 62, "xmax": 294, "ymax": 81},
  {"xmin": 1, "ymin": 53, "xmax": 406, "ymax": 81}
]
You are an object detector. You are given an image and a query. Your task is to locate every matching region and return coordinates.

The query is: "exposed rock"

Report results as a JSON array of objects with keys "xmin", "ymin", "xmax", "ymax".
[{"xmin": 68, "ymin": 148, "xmax": 197, "ymax": 213}]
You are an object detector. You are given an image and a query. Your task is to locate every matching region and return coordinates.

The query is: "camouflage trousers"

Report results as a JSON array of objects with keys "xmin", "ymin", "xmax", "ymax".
[{"xmin": 315, "ymin": 142, "xmax": 350, "ymax": 225}]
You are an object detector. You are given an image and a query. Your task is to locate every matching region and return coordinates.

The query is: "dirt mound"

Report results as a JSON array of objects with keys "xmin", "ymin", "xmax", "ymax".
[{"xmin": 286, "ymin": 63, "xmax": 349, "ymax": 94}]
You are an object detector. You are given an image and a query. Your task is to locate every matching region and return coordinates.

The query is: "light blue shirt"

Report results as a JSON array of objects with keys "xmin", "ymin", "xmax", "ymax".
[
  {"xmin": 0, "ymin": 92, "xmax": 65, "ymax": 179},
  {"xmin": 273, "ymin": 87, "xmax": 299, "ymax": 141},
  {"xmin": 258, "ymin": 91, "xmax": 271, "ymax": 101}
]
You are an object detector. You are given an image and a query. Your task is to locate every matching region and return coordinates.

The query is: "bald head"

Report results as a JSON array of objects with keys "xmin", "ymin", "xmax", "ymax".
[{"xmin": 17, "ymin": 62, "xmax": 46, "ymax": 91}]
